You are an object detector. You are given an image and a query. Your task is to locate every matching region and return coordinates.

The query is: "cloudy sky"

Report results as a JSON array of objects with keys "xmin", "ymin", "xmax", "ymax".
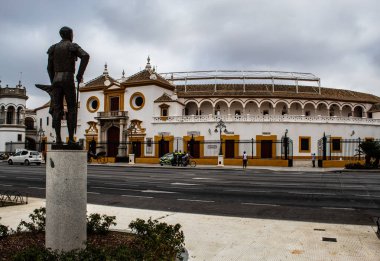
[{"xmin": 1, "ymin": 0, "xmax": 380, "ymax": 108}]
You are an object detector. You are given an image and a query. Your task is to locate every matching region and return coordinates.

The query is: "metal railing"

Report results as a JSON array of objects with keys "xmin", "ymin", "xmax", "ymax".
[{"xmin": 0, "ymin": 190, "xmax": 28, "ymax": 207}]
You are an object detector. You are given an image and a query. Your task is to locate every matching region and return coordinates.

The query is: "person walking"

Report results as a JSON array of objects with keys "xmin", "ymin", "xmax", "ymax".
[
  {"xmin": 243, "ymin": 151, "xmax": 248, "ymax": 169},
  {"xmin": 311, "ymin": 153, "xmax": 316, "ymax": 167}
]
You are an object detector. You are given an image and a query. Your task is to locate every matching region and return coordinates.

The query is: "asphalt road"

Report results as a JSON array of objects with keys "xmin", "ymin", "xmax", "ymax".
[{"xmin": 1, "ymin": 163, "xmax": 380, "ymax": 226}]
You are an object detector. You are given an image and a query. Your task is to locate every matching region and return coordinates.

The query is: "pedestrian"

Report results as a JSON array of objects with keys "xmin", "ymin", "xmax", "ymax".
[
  {"xmin": 311, "ymin": 153, "xmax": 316, "ymax": 167},
  {"xmin": 243, "ymin": 151, "xmax": 248, "ymax": 169}
]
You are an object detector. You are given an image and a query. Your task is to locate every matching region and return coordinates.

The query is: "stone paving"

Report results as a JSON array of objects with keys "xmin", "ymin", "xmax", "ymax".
[{"xmin": 1, "ymin": 198, "xmax": 379, "ymax": 261}]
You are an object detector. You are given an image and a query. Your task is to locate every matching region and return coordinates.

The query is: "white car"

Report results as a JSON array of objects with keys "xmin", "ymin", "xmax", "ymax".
[{"xmin": 8, "ymin": 150, "xmax": 42, "ymax": 165}]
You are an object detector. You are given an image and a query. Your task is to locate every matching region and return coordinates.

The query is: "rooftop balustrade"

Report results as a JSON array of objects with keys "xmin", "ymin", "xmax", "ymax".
[{"xmin": 152, "ymin": 114, "xmax": 380, "ymax": 125}]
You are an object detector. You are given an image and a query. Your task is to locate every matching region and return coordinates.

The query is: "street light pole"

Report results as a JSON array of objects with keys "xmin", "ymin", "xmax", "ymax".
[
  {"xmin": 214, "ymin": 119, "xmax": 227, "ymax": 156},
  {"xmin": 128, "ymin": 123, "xmax": 137, "ymax": 155},
  {"xmin": 38, "ymin": 127, "xmax": 45, "ymax": 152}
]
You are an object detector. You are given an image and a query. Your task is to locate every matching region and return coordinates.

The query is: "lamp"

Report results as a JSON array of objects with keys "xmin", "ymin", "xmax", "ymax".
[{"xmin": 215, "ymin": 119, "xmax": 227, "ymax": 155}]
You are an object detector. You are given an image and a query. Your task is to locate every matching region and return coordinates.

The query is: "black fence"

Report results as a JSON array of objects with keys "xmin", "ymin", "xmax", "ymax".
[
  {"xmin": 317, "ymin": 135, "xmax": 379, "ymax": 160},
  {"xmin": 88, "ymin": 137, "xmax": 293, "ymax": 160}
]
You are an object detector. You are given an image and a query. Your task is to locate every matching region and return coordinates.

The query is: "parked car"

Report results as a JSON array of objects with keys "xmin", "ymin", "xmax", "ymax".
[{"xmin": 8, "ymin": 150, "xmax": 42, "ymax": 165}]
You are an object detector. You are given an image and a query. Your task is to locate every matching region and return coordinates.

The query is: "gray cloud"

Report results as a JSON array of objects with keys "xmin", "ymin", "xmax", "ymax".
[{"xmin": 1, "ymin": 0, "xmax": 380, "ymax": 108}]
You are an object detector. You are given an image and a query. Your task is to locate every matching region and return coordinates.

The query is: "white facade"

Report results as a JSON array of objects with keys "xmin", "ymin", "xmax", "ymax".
[
  {"xmin": 0, "ymin": 82, "xmax": 27, "ymax": 152},
  {"xmin": 26, "ymin": 60, "xmax": 380, "ymax": 162}
]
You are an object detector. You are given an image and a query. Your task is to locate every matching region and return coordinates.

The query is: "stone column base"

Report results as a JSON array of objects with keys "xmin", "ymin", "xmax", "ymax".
[{"xmin": 217, "ymin": 155, "xmax": 224, "ymax": 166}]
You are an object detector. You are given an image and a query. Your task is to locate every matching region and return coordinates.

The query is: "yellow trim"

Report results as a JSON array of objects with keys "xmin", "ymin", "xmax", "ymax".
[
  {"xmin": 256, "ymin": 135, "xmax": 277, "ymax": 159},
  {"xmin": 221, "ymin": 135, "xmax": 240, "ymax": 158},
  {"xmin": 85, "ymin": 136, "xmax": 98, "ymax": 151},
  {"xmin": 86, "ymin": 96, "xmax": 100, "ymax": 113},
  {"xmin": 129, "ymin": 137, "xmax": 145, "ymax": 156},
  {"xmin": 183, "ymin": 135, "xmax": 205, "ymax": 157},
  {"xmin": 365, "ymin": 137, "xmax": 374, "ymax": 141},
  {"xmin": 130, "ymin": 92, "xmax": 145, "ymax": 111},
  {"xmin": 299, "ymin": 136, "xmax": 311, "ymax": 153},
  {"xmin": 104, "ymin": 91, "xmax": 124, "ymax": 112},
  {"xmin": 330, "ymin": 136, "xmax": 342, "ymax": 153},
  {"xmin": 154, "ymin": 135, "xmax": 174, "ymax": 157},
  {"xmin": 65, "ymin": 137, "xmax": 77, "ymax": 143}
]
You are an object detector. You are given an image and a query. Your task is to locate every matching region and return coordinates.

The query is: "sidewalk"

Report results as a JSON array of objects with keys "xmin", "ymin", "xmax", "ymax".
[
  {"xmin": 1, "ymin": 198, "xmax": 379, "ymax": 260},
  {"xmin": 94, "ymin": 162, "xmax": 345, "ymax": 173}
]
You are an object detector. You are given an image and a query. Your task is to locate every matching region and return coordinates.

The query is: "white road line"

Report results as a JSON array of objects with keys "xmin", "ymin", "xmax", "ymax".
[
  {"xmin": 225, "ymin": 189, "xmax": 271, "ymax": 193},
  {"xmin": 28, "ymin": 187, "xmax": 45, "ymax": 190},
  {"xmin": 242, "ymin": 202, "xmax": 280, "ymax": 207},
  {"xmin": 0, "ymin": 176, "xmax": 6, "ymax": 178},
  {"xmin": 177, "ymin": 199, "xmax": 214, "ymax": 203},
  {"xmin": 142, "ymin": 190, "xmax": 177, "ymax": 194},
  {"xmin": 87, "ymin": 192, "xmax": 100, "ymax": 195},
  {"xmin": 192, "ymin": 177, "xmax": 215, "ymax": 180},
  {"xmin": 289, "ymin": 192, "xmax": 336, "ymax": 195},
  {"xmin": 171, "ymin": 182, "xmax": 200, "ymax": 186},
  {"xmin": 122, "ymin": 195, "xmax": 153, "ymax": 199},
  {"xmin": 91, "ymin": 186, "xmax": 139, "ymax": 191},
  {"xmin": 104, "ymin": 182, "xmax": 140, "ymax": 187},
  {"xmin": 0, "ymin": 184, "xmax": 12, "ymax": 187},
  {"xmin": 16, "ymin": 177, "xmax": 42, "ymax": 180},
  {"xmin": 355, "ymin": 194, "xmax": 370, "ymax": 197},
  {"xmin": 322, "ymin": 207, "xmax": 355, "ymax": 211}
]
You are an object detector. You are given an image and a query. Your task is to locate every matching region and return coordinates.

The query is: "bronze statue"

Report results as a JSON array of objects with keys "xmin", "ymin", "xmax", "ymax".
[{"xmin": 46, "ymin": 26, "xmax": 89, "ymax": 144}]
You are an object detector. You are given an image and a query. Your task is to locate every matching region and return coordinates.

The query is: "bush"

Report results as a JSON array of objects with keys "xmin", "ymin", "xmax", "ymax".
[
  {"xmin": 87, "ymin": 213, "xmax": 117, "ymax": 235},
  {"xmin": 0, "ymin": 217, "xmax": 11, "ymax": 238},
  {"xmin": 17, "ymin": 207, "xmax": 46, "ymax": 233},
  {"xmin": 345, "ymin": 162, "xmax": 379, "ymax": 169},
  {"xmin": 129, "ymin": 218, "xmax": 185, "ymax": 261}
]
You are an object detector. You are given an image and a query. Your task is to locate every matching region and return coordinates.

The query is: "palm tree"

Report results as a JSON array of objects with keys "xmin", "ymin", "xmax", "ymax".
[{"xmin": 359, "ymin": 140, "xmax": 380, "ymax": 167}]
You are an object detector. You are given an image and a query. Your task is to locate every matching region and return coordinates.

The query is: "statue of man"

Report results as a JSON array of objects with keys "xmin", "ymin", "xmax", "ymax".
[{"xmin": 47, "ymin": 26, "xmax": 89, "ymax": 144}]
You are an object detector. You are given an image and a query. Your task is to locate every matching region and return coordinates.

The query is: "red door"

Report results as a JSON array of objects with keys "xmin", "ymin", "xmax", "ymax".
[{"xmin": 107, "ymin": 126, "xmax": 120, "ymax": 157}]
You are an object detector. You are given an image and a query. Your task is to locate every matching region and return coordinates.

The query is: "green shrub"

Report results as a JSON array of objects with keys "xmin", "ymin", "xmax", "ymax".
[
  {"xmin": 345, "ymin": 162, "xmax": 379, "ymax": 169},
  {"xmin": 129, "ymin": 218, "xmax": 185, "ymax": 261},
  {"xmin": 12, "ymin": 245, "xmax": 140, "ymax": 261},
  {"xmin": 17, "ymin": 207, "xmax": 46, "ymax": 233},
  {"xmin": 87, "ymin": 213, "xmax": 117, "ymax": 235},
  {"xmin": 0, "ymin": 217, "xmax": 11, "ymax": 238}
]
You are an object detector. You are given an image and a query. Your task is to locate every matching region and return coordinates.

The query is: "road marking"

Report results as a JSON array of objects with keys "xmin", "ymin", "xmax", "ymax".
[
  {"xmin": 289, "ymin": 192, "xmax": 336, "ymax": 195},
  {"xmin": 225, "ymin": 189, "xmax": 271, "ymax": 193},
  {"xmin": 177, "ymin": 199, "xmax": 214, "ymax": 203},
  {"xmin": 242, "ymin": 202, "xmax": 280, "ymax": 207},
  {"xmin": 16, "ymin": 177, "xmax": 42, "ymax": 180},
  {"xmin": 104, "ymin": 182, "xmax": 140, "ymax": 187},
  {"xmin": 87, "ymin": 192, "xmax": 100, "ymax": 195},
  {"xmin": 322, "ymin": 207, "xmax": 355, "ymax": 211},
  {"xmin": 0, "ymin": 175, "xmax": 6, "ymax": 178},
  {"xmin": 91, "ymin": 186, "xmax": 139, "ymax": 192},
  {"xmin": 171, "ymin": 182, "xmax": 200, "ymax": 186},
  {"xmin": 122, "ymin": 195, "xmax": 153, "ymax": 199},
  {"xmin": 142, "ymin": 190, "xmax": 177, "ymax": 194},
  {"xmin": 0, "ymin": 184, "xmax": 12, "ymax": 187},
  {"xmin": 28, "ymin": 187, "xmax": 45, "ymax": 190},
  {"xmin": 355, "ymin": 194, "xmax": 370, "ymax": 197},
  {"xmin": 192, "ymin": 177, "xmax": 215, "ymax": 180}
]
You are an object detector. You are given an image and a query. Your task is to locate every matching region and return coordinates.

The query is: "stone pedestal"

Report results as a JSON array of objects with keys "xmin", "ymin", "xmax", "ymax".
[
  {"xmin": 129, "ymin": 154, "xmax": 135, "ymax": 164},
  {"xmin": 46, "ymin": 150, "xmax": 87, "ymax": 252},
  {"xmin": 217, "ymin": 155, "xmax": 224, "ymax": 166}
]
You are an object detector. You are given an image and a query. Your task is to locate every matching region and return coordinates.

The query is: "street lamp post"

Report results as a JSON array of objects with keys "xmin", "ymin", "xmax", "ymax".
[
  {"xmin": 214, "ymin": 119, "xmax": 227, "ymax": 156},
  {"xmin": 127, "ymin": 123, "xmax": 137, "ymax": 155},
  {"xmin": 38, "ymin": 127, "xmax": 45, "ymax": 152}
]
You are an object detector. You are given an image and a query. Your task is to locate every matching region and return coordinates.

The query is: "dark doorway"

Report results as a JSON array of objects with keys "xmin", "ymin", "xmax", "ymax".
[
  {"xmin": 261, "ymin": 140, "xmax": 273, "ymax": 158},
  {"xmin": 225, "ymin": 140, "xmax": 235, "ymax": 158},
  {"xmin": 25, "ymin": 137, "xmax": 36, "ymax": 150},
  {"xmin": 107, "ymin": 126, "xmax": 120, "ymax": 157},
  {"xmin": 188, "ymin": 141, "xmax": 200, "ymax": 158},
  {"xmin": 159, "ymin": 140, "xmax": 169, "ymax": 157},
  {"xmin": 132, "ymin": 141, "xmax": 141, "ymax": 157}
]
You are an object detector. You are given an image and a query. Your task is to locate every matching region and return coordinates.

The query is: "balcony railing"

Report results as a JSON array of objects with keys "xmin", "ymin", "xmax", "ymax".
[
  {"xmin": 0, "ymin": 119, "xmax": 24, "ymax": 125},
  {"xmin": 153, "ymin": 114, "xmax": 380, "ymax": 125},
  {"xmin": 96, "ymin": 111, "xmax": 128, "ymax": 119}
]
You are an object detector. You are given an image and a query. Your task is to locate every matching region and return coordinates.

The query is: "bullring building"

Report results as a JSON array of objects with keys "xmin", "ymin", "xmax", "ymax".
[{"xmin": 13, "ymin": 58, "xmax": 380, "ymax": 166}]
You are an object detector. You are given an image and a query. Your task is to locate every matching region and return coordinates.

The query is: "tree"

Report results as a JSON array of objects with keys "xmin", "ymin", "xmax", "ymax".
[{"xmin": 359, "ymin": 140, "xmax": 380, "ymax": 167}]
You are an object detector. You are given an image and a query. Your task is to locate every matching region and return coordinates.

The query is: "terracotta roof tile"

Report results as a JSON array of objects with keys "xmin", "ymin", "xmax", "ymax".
[
  {"xmin": 154, "ymin": 93, "xmax": 174, "ymax": 103},
  {"xmin": 176, "ymin": 84, "xmax": 380, "ymax": 103},
  {"xmin": 124, "ymin": 69, "xmax": 172, "ymax": 86}
]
